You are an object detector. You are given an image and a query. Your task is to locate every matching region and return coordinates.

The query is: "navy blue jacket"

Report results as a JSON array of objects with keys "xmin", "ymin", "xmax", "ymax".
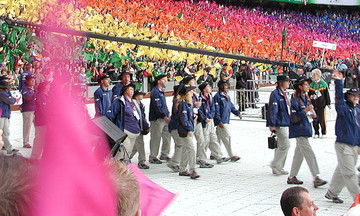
[
  {"xmin": 135, "ymin": 100, "xmax": 150, "ymax": 132},
  {"xmin": 149, "ymin": 86, "xmax": 170, "ymax": 121},
  {"xmin": 214, "ymin": 91, "xmax": 240, "ymax": 126},
  {"xmin": 198, "ymin": 93, "xmax": 216, "ymax": 128},
  {"xmin": 289, "ymin": 95, "xmax": 313, "ymax": 138},
  {"xmin": 94, "ymin": 86, "xmax": 113, "ymax": 117},
  {"xmin": 168, "ymin": 99, "xmax": 179, "ymax": 133},
  {"xmin": 0, "ymin": 91, "xmax": 16, "ymax": 118},
  {"xmin": 266, "ymin": 87, "xmax": 290, "ymax": 127},
  {"xmin": 107, "ymin": 96, "xmax": 147, "ymax": 133},
  {"xmin": 112, "ymin": 82, "xmax": 124, "ymax": 99},
  {"xmin": 334, "ymin": 80, "xmax": 360, "ymax": 146},
  {"xmin": 179, "ymin": 101, "xmax": 194, "ymax": 133},
  {"xmin": 21, "ymin": 85, "xmax": 36, "ymax": 112}
]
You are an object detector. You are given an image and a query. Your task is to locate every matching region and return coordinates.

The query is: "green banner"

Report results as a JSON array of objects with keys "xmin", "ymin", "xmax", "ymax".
[{"xmin": 269, "ymin": 0, "xmax": 360, "ymax": 6}]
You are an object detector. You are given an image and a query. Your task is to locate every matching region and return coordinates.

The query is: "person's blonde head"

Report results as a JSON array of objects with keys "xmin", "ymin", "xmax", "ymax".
[
  {"xmin": 108, "ymin": 160, "xmax": 140, "ymax": 216},
  {"xmin": 176, "ymin": 90, "xmax": 193, "ymax": 110}
]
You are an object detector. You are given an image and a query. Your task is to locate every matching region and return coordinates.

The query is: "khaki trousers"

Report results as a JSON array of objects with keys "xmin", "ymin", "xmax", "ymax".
[
  {"xmin": 179, "ymin": 135, "xmax": 196, "ymax": 173},
  {"xmin": 149, "ymin": 118, "xmax": 171, "ymax": 159},
  {"xmin": 130, "ymin": 134, "xmax": 146, "ymax": 163},
  {"xmin": 194, "ymin": 122, "xmax": 206, "ymax": 162},
  {"xmin": 169, "ymin": 130, "xmax": 182, "ymax": 166},
  {"xmin": 22, "ymin": 111, "xmax": 35, "ymax": 146},
  {"xmin": 0, "ymin": 117, "xmax": 11, "ymax": 151},
  {"xmin": 31, "ymin": 126, "xmax": 47, "ymax": 159},
  {"xmin": 289, "ymin": 137, "xmax": 320, "ymax": 177},
  {"xmin": 328, "ymin": 142, "xmax": 360, "ymax": 200},
  {"xmin": 203, "ymin": 119, "xmax": 223, "ymax": 160},
  {"xmin": 116, "ymin": 130, "xmax": 139, "ymax": 160},
  {"xmin": 216, "ymin": 124, "xmax": 234, "ymax": 157},
  {"xmin": 271, "ymin": 127, "xmax": 290, "ymax": 170}
]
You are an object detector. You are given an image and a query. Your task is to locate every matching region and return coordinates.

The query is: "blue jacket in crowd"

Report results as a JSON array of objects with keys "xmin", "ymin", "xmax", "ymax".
[
  {"xmin": 94, "ymin": 86, "xmax": 113, "ymax": 117},
  {"xmin": 334, "ymin": 80, "xmax": 360, "ymax": 146},
  {"xmin": 149, "ymin": 86, "xmax": 170, "ymax": 121},
  {"xmin": 289, "ymin": 94, "xmax": 313, "ymax": 138},
  {"xmin": 179, "ymin": 101, "xmax": 194, "ymax": 133},
  {"xmin": 214, "ymin": 91, "xmax": 240, "ymax": 126},
  {"xmin": 112, "ymin": 82, "xmax": 124, "ymax": 99},
  {"xmin": 135, "ymin": 100, "xmax": 150, "ymax": 133},
  {"xmin": 168, "ymin": 99, "xmax": 179, "ymax": 133},
  {"xmin": 107, "ymin": 96, "xmax": 148, "ymax": 134},
  {"xmin": 0, "ymin": 91, "xmax": 16, "ymax": 118},
  {"xmin": 21, "ymin": 85, "xmax": 36, "ymax": 112},
  {"xmin": 266, "ymin": 87, "xmax": 290, "ymax": 127},
  {"xmin": 199, "ymin": 93, "xmax": 216, "ymax": 128},
  {"xmin": 19, "ymin": 70, "xmax": 34, "ymax": 92}
]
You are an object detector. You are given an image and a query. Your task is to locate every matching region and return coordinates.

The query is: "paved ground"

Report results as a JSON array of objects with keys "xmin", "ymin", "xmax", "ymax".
[{"xmin": 6, "ymin": 85, "xmax": 358, "ymax": 216}]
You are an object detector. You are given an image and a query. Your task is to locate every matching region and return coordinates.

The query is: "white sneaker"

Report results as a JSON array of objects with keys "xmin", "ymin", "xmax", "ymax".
[
  {"xmin": 313, "ymin": 135, "xmax": 320, "ymax": 139},
  {"xmin": 321, "ymin": 135, "xmax": 327, "ymax": 139}
]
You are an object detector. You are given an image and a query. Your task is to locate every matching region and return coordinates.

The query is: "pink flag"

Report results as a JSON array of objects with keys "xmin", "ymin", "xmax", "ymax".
[{"xmin": 128, "ymin": 164, "xmax": 176, "ymax": 216}]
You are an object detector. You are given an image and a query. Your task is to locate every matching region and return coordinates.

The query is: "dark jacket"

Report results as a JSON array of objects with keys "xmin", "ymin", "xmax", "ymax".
[
  {"xmin": 214, "ymin": 91, "xmax": 240, "ymax": 126},
  {"xmin": 107, "ymin": 96, "xmax": 144, "ymax": 133},
  {"xmin": 266, "ymin": 87, "xmax": 290, "ymax": 127},
  {"xmin": 21, "ymin": 85, "xmax": 36, "ymax": 112},
  {"xmin": 34, "ymin": 91, "xmax": 48, "ymax": 126},
  {"xmin": 149, "ymin": 86, "xmax": 170, "ymax": 121},
  {"xmin": 289, "ymin": 94, "xmax": 313, "ymax": 138},
  {"xmin": 135, "ymin": 100, "xmax": 150, "ymax": 133},
  {"xmin": 197, "ymin": 74, "xmax": 217, "ymax": 87},
  {"xmin": 179, "ymin": 101, "xmax": 194, "ymax": 135},
  {"xmin": 0, "ymin": 91, "xmax": 16, "ymax": 118},
  {"xmin": 112, "ymin": 82, "xmax": 125, "ymax": 100},
  {"xmin": 94, "ymin": 86, "xmax": 113, "ymax": 117},
  {"xmin": 168, "ymin": 99, "xmax": 179, "ymax": 133},
  {"xmin": 199, "ymin": 93, "xmax": 216, "ymax": 128},
  {"xmin": 334, "ymin": 80, "xmax": 360, "ymax": 146},
  {"xmin": 235, "ymin": 67, "xmax": 251, "ymax": 89}
]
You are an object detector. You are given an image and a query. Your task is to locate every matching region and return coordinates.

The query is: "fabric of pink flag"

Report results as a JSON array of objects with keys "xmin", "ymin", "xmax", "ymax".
[
  {"xmin": 35, "ymin": 23, "xmax": 117, "ymax": 215},
  {"xmin": 36, "ymin": 75, "xmax": 118, "ymax": 216},
  {"xmin": 128, "ymin": 163, "xmax": 176, "ymax": 216}
]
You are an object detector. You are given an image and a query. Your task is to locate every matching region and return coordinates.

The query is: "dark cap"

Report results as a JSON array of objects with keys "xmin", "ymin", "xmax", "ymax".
[
  {"xmin": 294, "ymin": 76, "xmax": 311, "ymax": 89},
  {"xmin": 98, "ymin": 74, "xmax": 110, "ymax": 83},
  {"xmin": 133, "ymin": 90, "xmax": 146, "ymax": 97},
  {"xmin": 154, "ymin": 74, "xmax": 167, "ymax": 83},
  {"xmin": 181, "ymin": 75, "xmax": 195, "ymax": 84},
  {"xmin": 199, "ymin": 81, "xmax": 210, "ymax": 92},
  {"xmin": 0, "ymin": 80, "xmax": 10, "ymax": 89},
  {"xmin": 178, "ymin": 84, "xmax": 196, "ymax": 95},
  {"xmin": 345, "ymin": 88, "xmax": 360, "ymax": 97},
  {"xmin": 217, "ymin": 80, "xmax": 228, "ymax": 88},
  {"xmin": 121, "ymin": 83, "xmax": 135, "ymax": 95},
  {"xmin": 276, "ymin": 75, "xmax": 290, "ymax": 83},
  {"xmin": 118, "ymin": 71, "xmax": 132, "ymax": 80},
  {"xmin": 173, "ymin": 84, "xmax": 181, "ymax": 96}
]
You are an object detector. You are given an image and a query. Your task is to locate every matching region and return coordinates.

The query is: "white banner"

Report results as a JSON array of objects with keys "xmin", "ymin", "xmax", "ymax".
[{"xmin": 313, "ymin": 41, "xmax": 337, "ymax": 50}]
